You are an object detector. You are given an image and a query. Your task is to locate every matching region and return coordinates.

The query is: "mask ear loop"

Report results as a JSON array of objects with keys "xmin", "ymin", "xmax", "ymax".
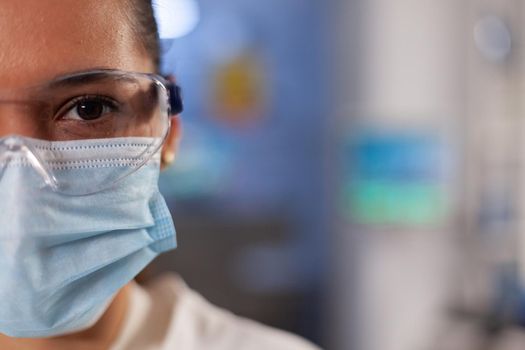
[{"xmin": 0, "ymin": 136, "xmax": 59, "ymax": 191}]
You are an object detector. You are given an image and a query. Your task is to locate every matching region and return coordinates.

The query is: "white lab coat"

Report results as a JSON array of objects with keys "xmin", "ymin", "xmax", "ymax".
[{"xmin": 110, "ymin": 274, "xmax": 321, "ymax": 350}]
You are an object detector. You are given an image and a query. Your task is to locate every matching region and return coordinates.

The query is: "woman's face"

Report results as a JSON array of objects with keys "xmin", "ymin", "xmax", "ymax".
[
  {"xmin": 0, "ymin": 0, "xmax": 181, "ymax": 162},
  {"xmin": 0, "ymin": 0, "xmax": 155, "ymax": 135}
]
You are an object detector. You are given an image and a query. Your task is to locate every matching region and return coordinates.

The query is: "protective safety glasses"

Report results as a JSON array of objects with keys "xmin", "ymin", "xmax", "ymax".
[{"xmin": 0, "ymin": 69, "xmax": 183, "ymax": 196}]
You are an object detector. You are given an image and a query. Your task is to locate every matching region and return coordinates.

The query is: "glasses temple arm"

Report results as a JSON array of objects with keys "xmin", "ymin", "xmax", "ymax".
[{"xmin": 164, "ymin": 81, "xmax": 184, "ymax": 116}]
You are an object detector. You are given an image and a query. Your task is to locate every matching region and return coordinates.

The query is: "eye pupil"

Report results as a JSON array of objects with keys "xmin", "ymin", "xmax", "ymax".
[{"xmin": 76, "ymin": 99, "xmax": 104, "ymax": 120}]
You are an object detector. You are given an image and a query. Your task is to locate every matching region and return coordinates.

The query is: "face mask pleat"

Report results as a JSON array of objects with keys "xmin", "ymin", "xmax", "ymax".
[{"xmin": 0, "ymin": 136, "xmax": 176, "ymax": 338}]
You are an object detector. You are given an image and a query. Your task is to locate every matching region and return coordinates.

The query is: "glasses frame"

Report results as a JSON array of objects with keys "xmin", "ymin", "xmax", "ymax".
[
  {"xmin": 0, "ymin": 69, "xmax": 184, "ymax": 196},
  {"xmin": 39, "ymin": 68, "xmax": 184, "ymax": 115}
]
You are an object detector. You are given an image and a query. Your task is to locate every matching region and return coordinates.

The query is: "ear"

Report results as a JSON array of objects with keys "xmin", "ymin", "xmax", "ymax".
[{"xmin": 161, "ymin": 115, "xmax": 182, "ymax": 170}]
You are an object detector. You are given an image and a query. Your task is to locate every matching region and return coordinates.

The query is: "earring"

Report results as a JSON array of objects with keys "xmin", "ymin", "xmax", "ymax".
[{"xmin": 161, "ymin": 151, "xmax": 175, "ymax": 168}]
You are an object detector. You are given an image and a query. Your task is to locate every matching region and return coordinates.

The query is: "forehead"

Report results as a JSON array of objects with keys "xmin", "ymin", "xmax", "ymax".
[{"xmin": 0, "ymin": 0, "xmax": 152, "ymax": 89}]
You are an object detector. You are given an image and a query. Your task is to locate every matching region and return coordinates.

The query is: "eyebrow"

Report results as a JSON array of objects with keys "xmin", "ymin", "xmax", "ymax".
[{"xmin": 47, "ymin": 69, "xmax": 135, "ymax": 89}]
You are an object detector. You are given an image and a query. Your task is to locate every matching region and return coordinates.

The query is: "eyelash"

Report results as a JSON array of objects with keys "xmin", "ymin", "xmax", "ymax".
[{"xmin": 55, "ymin": 95, "xmax": 119, "ymax": 120}]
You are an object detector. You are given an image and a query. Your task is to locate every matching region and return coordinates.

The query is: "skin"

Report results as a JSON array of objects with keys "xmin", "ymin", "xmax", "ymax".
[{"xmin": 0, "ymin": 0, "xmax": 181, "ymax": 349}]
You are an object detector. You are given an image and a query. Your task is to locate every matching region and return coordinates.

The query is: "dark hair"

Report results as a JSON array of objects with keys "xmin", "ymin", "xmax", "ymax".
[{"xmin": 129, "ymin": 0, "xmax": 161, "ymax": 71}]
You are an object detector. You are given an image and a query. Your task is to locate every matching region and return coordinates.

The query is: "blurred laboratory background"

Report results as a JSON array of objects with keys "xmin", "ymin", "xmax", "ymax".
[{"xmin": 149, "ymin": 0, "xmax": 525, "ymax": 349}]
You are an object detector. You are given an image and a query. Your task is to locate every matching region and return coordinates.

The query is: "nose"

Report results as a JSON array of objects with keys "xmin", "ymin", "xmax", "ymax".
[{"xmin": 0, "ymin": 102, "xmax": 52, "ymax": 139}]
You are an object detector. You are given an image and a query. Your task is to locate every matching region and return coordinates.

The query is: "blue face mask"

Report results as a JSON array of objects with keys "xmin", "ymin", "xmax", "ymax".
[{"xmin": 0, "ymin": 136, "xmax": 176, "ymax": 338}]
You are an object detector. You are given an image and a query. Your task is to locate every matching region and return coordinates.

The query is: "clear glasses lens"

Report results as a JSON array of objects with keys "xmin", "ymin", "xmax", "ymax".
[
  {"xmin": 33, "ymin": 71, "xmax": 170, "ymax": 141},
  {"xmin": 0, "ymin": 70, "xmax": 173, "ymax": 195}
]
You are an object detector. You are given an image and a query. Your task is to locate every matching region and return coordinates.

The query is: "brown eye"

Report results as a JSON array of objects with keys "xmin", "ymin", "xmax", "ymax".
[{"xmin": 60, "ymin": 96, "xmax": 117, "ymax": 121}]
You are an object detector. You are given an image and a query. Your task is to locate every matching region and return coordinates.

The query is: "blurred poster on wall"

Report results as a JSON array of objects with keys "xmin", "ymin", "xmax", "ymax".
[
  {"xmin": 341, "ymin": 128, "xmax": 451, "ymax": 228},
  {"xmin": 211, "ymin": 52, "xmax": 266, "ymax": 126}
]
